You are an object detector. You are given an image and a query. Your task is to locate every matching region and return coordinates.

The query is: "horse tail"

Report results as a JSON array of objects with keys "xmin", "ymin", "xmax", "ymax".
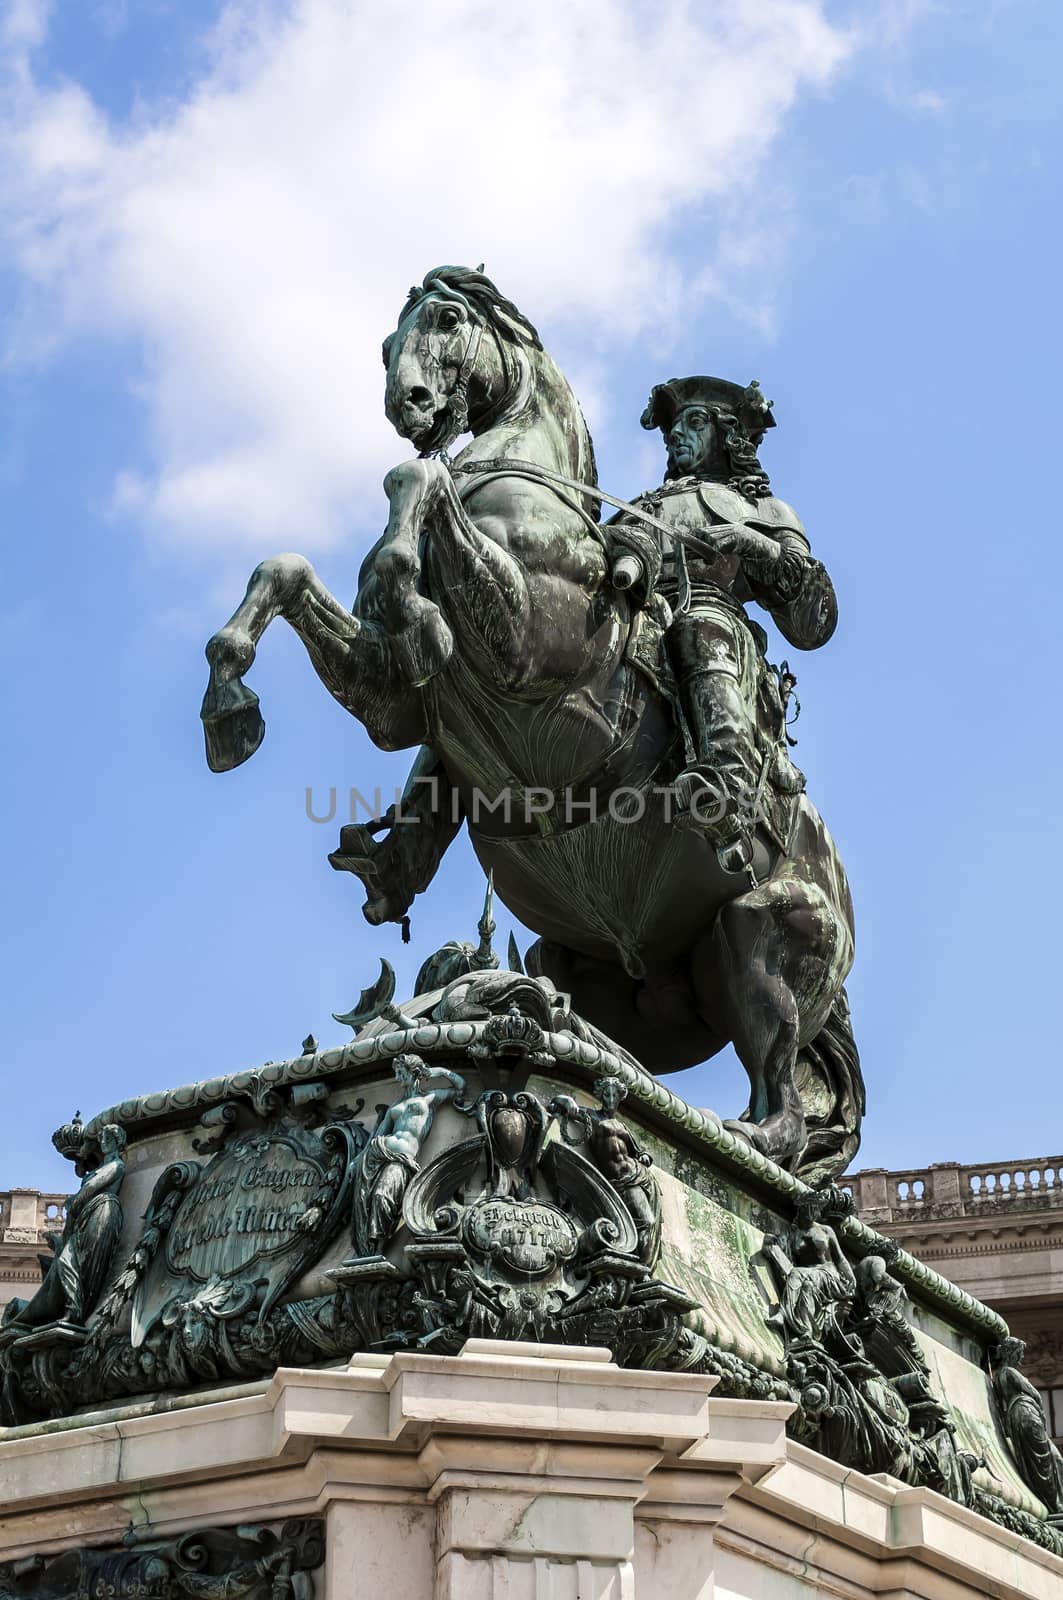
[{"xmin": 793, "ymin": 986, "xmax": 865, "ymax": 1188}]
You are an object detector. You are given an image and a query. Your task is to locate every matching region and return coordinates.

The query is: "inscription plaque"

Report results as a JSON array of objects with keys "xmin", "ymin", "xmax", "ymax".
[
  {"xmin": 463, "ymin": 1197, "xmax": 578, "ymax": 1278},
  {"xmin": 165, "ymin": 1132, "xmax": 324, "ymax": 1281},
  {"xmin": 132, "ymin": 1118, "xmax": 359, "ymax": 1347}
]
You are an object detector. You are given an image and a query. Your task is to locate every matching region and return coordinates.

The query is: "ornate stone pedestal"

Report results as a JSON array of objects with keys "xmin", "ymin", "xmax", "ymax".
[{"xmin": 2, "ymin": 966, "xmax": 1062, "ymax": 1593}]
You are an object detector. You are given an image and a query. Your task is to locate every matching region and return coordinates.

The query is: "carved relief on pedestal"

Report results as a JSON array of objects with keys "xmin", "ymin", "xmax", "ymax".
[{"xmin": 0, "ymin": 1519, "xmax": 322, "ymax": 1599}]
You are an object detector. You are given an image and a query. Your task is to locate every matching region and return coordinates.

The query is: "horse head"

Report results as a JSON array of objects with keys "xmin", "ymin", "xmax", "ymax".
[{"xmin": 383, "ymin": 266, "xmax": 542, "ymax": 455}]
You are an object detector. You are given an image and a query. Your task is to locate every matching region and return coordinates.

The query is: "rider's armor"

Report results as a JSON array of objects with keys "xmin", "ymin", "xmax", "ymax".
[
  {"xmin": 615, "ymin": 376, "xmax": 837, "ymax": 866},
  {"xmin": 623, "ymin": 480, "xmax": 807, "ymax": 858}
]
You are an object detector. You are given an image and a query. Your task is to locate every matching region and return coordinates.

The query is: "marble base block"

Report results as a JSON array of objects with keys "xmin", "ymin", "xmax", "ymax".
[{"xmin": 0, "ymin": 1339, "xmax": 1059, "ymax": 1599}]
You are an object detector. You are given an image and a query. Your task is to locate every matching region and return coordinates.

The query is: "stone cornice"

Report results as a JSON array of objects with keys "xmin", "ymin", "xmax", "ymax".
[{"xmin": 0, "ymin": 1345, "xmax": 1057, "ymax": 1600}]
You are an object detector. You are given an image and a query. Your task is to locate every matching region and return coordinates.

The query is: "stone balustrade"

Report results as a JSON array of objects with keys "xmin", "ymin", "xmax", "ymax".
[
  {"xmin": 845, "ymin": 1157, "xmax": 1063, "ymax": 1226},
  {"xmin": 0, "ymin": 1188, "xmax": 67, "ymax": 1246}
]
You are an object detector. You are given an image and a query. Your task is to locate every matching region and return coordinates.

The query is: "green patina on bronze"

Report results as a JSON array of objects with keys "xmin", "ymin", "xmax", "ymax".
[
  {"xmin": 201, "ymin": 266, "xmax": 859, "ymax": 1184},
  {"xmin": 0, "ymin": 1519, "xmax": 322, "ymax": 1600},
  {"xmin": 1, "ymin": 962, "xmax": 1058, "ymax": 1553},
  {"xmin": 76, "ymin": 1021, "xmax": 1008, "ymax": 1346},
  {"xmin": 7, "ymin": 265, "xmax": 1061, "ymax": 1565}
]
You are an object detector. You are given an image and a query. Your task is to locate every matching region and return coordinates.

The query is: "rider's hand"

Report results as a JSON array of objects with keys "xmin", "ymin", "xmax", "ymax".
[{"xmin": 710, "ymin": 524, "xmax": 779, "ymax": 563}]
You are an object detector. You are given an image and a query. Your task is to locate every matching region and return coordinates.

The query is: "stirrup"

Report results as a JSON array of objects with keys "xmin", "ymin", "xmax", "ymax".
[
  {"xmin": 715, "ymin": 831, "xmax": 759, "ymax": 887},
  {"xmin": 671, "ymin": 769, "xmax": 759, "ymax": 885},
  {"xmin": 672, "ymin": 767, "xmax": 741, "ymax": 839}
]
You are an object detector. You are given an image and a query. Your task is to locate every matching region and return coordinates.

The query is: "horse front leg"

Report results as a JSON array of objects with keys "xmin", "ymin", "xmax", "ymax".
[
  {"xmin": 202, "ymin": 554, "xmax": 418, "ymax": 772},
  {"xmin": 375, "ymin": 458, "xmax": 530, "ymax": 688}
]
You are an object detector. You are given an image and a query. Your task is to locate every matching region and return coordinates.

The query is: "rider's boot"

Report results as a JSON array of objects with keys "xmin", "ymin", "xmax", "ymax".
[{"xmin": 672, "ymin": 664, "xmax": 761, "ymax": 870}]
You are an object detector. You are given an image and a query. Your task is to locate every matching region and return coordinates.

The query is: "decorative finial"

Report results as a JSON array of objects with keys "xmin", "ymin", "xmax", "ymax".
[
  {"xmin": 332, "ymin": 957, "xmax": 397, "ymax": 1035},
  {"xmin": 475, "ymin": 871, "xmax": 497, "ymax": 968}
]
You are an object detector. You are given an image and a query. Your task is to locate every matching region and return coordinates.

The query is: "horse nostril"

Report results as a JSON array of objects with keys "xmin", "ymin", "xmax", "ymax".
[{"xmin": 406, "ymin": 387, "xmax": 434, "ymax": 411}]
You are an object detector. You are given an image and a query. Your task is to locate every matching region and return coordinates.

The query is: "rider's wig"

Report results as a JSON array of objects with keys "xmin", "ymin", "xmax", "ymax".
[{"xmin": 642, "ymin": 376, "xmax": 774, "ymax": 500}]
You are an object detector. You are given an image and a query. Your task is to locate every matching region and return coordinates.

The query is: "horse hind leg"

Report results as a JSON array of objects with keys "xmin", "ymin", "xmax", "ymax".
[
  {"xmin": 792, "ymin": 986, "xmax": 864, "ymax": 1186},
  {"xmin": 693, "ymin": 875, "xmax": 852, "ymax": 1174}
]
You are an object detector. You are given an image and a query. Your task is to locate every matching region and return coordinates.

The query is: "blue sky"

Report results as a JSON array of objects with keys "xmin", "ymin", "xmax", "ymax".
[{"xmin": 2, "ymin": 0, "xmax": 1060, "ymax": 1189}]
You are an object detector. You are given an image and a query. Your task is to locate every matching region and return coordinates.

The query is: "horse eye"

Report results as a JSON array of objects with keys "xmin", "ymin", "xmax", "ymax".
[{"xmin": 438, "ymin": 307, "xmax": 462, "ymax": 330}]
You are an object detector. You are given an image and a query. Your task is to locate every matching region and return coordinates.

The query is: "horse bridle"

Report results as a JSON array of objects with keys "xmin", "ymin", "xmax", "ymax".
[{"xmin": 415, "ymin": 283, "xmax": 519, "ymax": 461}]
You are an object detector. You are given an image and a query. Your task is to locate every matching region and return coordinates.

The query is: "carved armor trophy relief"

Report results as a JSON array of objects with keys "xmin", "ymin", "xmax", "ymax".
[{"xmin": 3, "ymin": 263, "xmax": 1060, "ymax": 1577}]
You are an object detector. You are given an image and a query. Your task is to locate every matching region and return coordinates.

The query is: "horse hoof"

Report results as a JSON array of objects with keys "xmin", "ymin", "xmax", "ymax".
[
  {"xmin": 723, "ymin": 1118, "xmax": 768, "ymax": 1156},
  {"xmin": 724, "ymin": 1116, "xmax": 807, "ymax": 1173},
  {"xmin": 201, "ymin": 681, "xmax": 265, "ymax": 771},
  {"xmin": 390, "ymin": 608, "xmax": 454, "ymax": 686}
]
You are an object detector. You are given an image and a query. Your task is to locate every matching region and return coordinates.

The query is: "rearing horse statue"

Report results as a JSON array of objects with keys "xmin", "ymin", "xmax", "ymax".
[{"xmin": 201, "ymin": 266, "xmax": 861, "ymax": 1184}]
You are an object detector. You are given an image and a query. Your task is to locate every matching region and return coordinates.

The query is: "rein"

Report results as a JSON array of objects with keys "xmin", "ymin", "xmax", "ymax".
[
  {"xmin": 433, "ymin": 319, "xmax": 486, "ymax": 455},
  {"xmin": 404, "ymin": 286, "xmax": 742, "ymax": 560},
  {"xmin": 450, "ymin": 456, "xmax": 742, "ymax": 563}
]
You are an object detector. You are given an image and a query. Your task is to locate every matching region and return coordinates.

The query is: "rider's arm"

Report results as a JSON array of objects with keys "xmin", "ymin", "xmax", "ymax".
[
  {"xmin": 603, "ymin": 509, "xmax": 663, "ymax": 607},
  {"xmin": 738, "ymin": 498, "xmax": 838, "ymax": 651}
]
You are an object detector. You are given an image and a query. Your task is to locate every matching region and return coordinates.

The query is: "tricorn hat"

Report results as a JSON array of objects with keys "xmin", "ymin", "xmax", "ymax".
[{"xmin": 640, "ymin": 377, "xmax": 775, "ymax": 446}]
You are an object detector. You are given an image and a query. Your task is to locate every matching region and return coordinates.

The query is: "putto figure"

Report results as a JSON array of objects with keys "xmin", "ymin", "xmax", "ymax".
[
  {"xmin": 352, "ymin": 1054, "xmax": 466, "ymax": 1257},
  {"xmin": 990, "ymin": 1337, "xmax": 1063, "ymax": 1516},
  {"xmin": 613, "ymin": 377, "xmax": 837, "ymax": 871},
  {"xmin": 549, "ymin": 1075, "xmax": 662, "ymax": 1267}
]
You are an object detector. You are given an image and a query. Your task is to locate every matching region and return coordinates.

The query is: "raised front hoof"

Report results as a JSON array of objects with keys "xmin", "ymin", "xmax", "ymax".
[
  {"xmin": 390, "ymin": 607, "xmax": 454, "ymax": 687},
  {"xmin": 201, "ymin": 680, "xmax": 265, "ymax": 772},
  {"xmin": 724, "ymin": 1113, "xmax": 808, "ymax": 1173}
]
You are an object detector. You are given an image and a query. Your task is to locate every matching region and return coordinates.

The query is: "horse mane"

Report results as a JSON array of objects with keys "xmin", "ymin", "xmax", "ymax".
[
  {"xmin": 399, "ymin": 266, "xmax": 543, "ymax": 350},
  {"xmin": 394, "ymin": 266, "xmax": 599, "ymax": 499}
]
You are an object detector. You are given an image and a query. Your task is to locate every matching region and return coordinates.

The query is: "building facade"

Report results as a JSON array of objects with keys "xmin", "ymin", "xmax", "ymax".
[
  {"xmin": 0, "ymin": 1189, "xmax": 67, "ymax": 1313},
  {"xmin": 847, "ymin": 1153, "xmax": 1063, "ymax": 1444}
]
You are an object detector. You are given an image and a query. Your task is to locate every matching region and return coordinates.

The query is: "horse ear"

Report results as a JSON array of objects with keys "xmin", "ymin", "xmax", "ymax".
[{"xmin": 381, "ymin": 333, "xmax": 395, "ymax": 368}]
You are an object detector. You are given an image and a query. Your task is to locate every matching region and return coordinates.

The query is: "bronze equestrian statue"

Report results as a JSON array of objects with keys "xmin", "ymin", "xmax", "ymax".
[{"xmin": 201, "ymin": 266, "xmax": 862, "ymax": 1184}]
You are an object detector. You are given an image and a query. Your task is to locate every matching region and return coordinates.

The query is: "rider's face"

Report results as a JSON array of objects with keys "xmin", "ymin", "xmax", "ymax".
[{"xmin": 667, "ymin": 406, "xmax": 716, "ymax": 477}]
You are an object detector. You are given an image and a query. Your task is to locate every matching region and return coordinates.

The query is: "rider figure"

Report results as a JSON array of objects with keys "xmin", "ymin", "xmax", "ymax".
[{"xmin": 613, "ymin": 376, "xmax": 837, "ymax": 868}]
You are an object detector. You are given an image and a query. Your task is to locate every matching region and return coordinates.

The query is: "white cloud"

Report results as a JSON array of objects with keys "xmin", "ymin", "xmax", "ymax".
[
  {"xmin": 908, "ymin": 86, "xmax": 946, "ymax": 113},
  {"xmin": 0, "ymin": 0, "xmax": 852, "ymax": 552},
  {"xmin": 1, "ymin": 0, "xmax": 49, "ymax": 51}
]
